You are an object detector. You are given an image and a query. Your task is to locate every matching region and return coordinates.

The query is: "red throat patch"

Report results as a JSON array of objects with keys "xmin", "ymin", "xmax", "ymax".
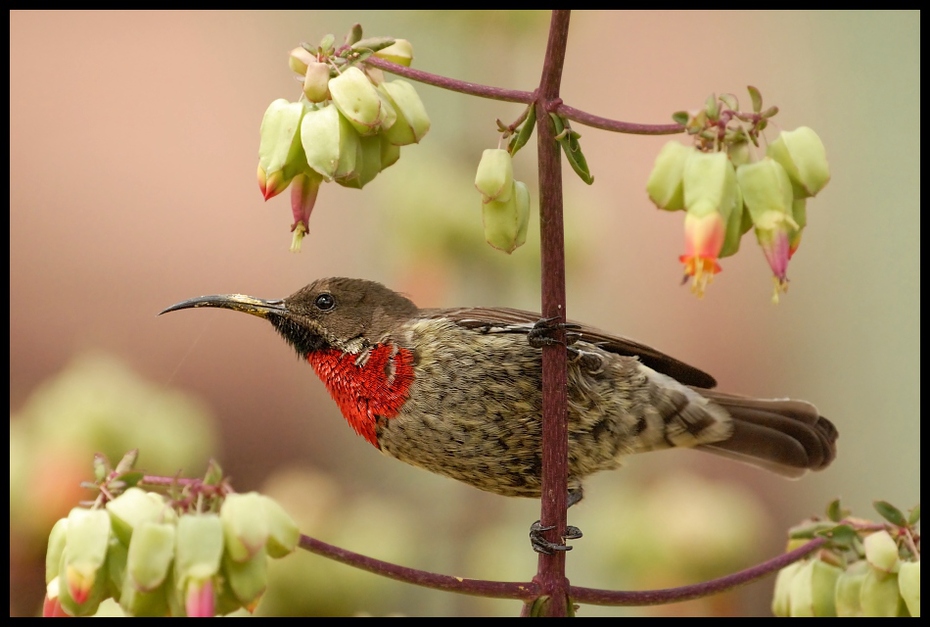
[{"xmin": 306, "ymin": 344, "xmax": 415, "ymax": 447}]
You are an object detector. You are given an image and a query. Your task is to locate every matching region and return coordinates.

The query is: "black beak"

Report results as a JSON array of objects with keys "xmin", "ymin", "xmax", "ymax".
[{"xmin": 159, "ymin": 294, "xmax": 287, "ymax": 319}]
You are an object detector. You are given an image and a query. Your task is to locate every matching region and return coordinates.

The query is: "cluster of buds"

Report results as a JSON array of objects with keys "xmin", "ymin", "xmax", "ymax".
[
  {"xmin": 475, "ymin": 148, "xmax": 531, "ymax": 254},
  {"xmin": 257, "ymin": 27, "xmax": 430, "ymax": 252},
  {"xmin": 647, "ymin": 89, "xmax": 830, "ymax": 301},
  {"xmin": 772, "ymin": 500, "xmax": 920, "ymax": 617},
  {"xmin": 43, "ymin": 455, "xmax": 299, "ymax": 616}
]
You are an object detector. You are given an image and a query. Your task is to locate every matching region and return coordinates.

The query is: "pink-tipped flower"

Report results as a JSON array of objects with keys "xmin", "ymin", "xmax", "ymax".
[
  {"xmin": 755, "ymin": 222, "xmax": 792, "ymax": 302},
  {"xmin": 43, "ymin": 578, "xmax": 70, "ymax": 617},
  {"xmin": 289, "ymin": 172, "xmax": 322, "ymax": 253},
  {"xmin": 679, "ymin": 211, "xmax": 725, "ymax": 298},
  {"xmin": 184, "ymin": 578, "xmax": 216, "ymax": 617}
]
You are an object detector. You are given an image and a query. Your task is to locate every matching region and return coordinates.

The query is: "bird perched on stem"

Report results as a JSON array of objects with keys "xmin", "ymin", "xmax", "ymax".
[{"xmin": 162, "ymin": 277, "xmax": 837, "ymax": 551}]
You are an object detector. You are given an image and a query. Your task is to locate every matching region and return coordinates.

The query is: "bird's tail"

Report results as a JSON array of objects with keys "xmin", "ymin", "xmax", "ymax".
[{"xmin": 695, "ymin": 390, "xmax": 838, "ymax": 478}]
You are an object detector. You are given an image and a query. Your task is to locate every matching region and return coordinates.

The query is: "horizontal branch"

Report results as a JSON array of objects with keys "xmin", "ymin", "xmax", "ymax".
[
  {"xmin": 299, "ymin": 533, "xmax": 827, "ymax": 607},
  {"xmin": 363, "ymin": 57, "xmax": 686, "ymax": 135},
  {"xmin": 298, "ymin": 534, "xmax": 540, "ymax": 600},
  {"xmin": 569, "ymin": 537, "xmax": 827, "ymax": 606}
]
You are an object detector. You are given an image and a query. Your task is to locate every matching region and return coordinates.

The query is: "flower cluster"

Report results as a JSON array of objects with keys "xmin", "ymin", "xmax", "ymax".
[
  {"xmin": 647, "ymin": 89, "xmax": 830, "ymax": 301},
  {"xmin": 42, "ymin": 455, "xmax": 299, "ymax": 617},
  {"xmin": 772, "ymin": 501, "xmax": 920, "ymax": 617},
  {"xmin": 257, "ymin": 28, "xmax": 430, "ymax": 252}
]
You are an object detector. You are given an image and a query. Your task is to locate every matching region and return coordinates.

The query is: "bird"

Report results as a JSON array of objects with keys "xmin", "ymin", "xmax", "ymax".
[{"xmin": 161, "ymin": 277, "xmax": 837, "ymax": 551}]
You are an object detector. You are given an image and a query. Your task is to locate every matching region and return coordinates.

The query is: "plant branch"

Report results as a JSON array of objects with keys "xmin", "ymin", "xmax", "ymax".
[{"xmin": 298, "ymin": 534, "xmax": 540, "ymax": 600}]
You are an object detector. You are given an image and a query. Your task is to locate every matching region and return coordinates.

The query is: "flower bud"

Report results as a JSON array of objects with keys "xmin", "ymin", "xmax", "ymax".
[
  {"xmin": 222, "ymin": 547, "xmax": 268, "ymax": 611},
  {"xmin": 221, "ymin": 492, "xmax": 269, "ymax": 563},
  {"xmin": 299, "ymin": 104, "xmax": 342, "ymax": 181},
  {"xmin": 260, "ymin": 496, "xmax": 300, "ymax": 559},
  {"xmin": 329, "ymin": 66, "xmax": 383, "ymax": 136},
  {"xmin": 860, "ymin": 568, "xmax": 906, "ymax": 617},
  {"xmin": 789, "ymin": 558, "xmax": 842, "ymax": 616},
  {"xmin": 379, "ymin": 80, "xmax": 431, "ymax": 146},
  {"xmin": 127, "ymin": 521, "xmax": 175, "ymax": 592},
  {"xmin": 482, "ymin": 181, "xmax": 529, "ymax": 254},
  {"xmin": 835, "ymin": 560, "xmax": 870, "ymax": 616},
  {"xmin": 475, "ymin": 149, "xmax": 514, "ymax": 204},
  {"xmin": 336, "ymin": 133, "xmax": 383, "ymax": 190},
  {"xmin": 106, "ymin": 487, "xmax": 170, "ymax": 545},
  {"xmin": 772, "ymin": 560, "xmax": 804, "ymax": 617},
  {"xmin": 302, "ymin": 61, "xmax": 331, "ymax": 103},
  {"xmin": 374, "ymin": 39, "xmax": 414, "ymax": 66},
  {"xmin": 64, "ymin": 507, "xmax": 111, "ymax": 606},
  {"xmin": 646, "ymin": 141, "xmax": 692, "ymax": 211},
  {"xmin": 766, "ymin": 126, "xmax": 830, "ymax": 198},
  {"xmin": 897, "ymin": 561, "xmax": 920, "ymax": 617},
  {"xmin": 46, "ymin": 517, "xmax": 69, "ymax": 584},
  {"xmin": 864, "ymin": 530, "xmax": 900, "ymax": 575},
  {"xmin": 288, "ymin": 47, "xmax": 315, "ymax": 76},
  {"xmin": 257, "ymin": 99, "xmax": 308, "ymax": 199}
]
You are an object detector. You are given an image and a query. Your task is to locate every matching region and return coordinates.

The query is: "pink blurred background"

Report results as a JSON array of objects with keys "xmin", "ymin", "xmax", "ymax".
[{"xmin": 11, "ymin": 11, "xmax": 919, "ymax": 616}]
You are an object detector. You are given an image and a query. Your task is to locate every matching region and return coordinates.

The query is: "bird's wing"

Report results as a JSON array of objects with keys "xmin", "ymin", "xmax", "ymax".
[{"xmin": 423, "ymin": 306, "xmax": 717, "ymax": 389}]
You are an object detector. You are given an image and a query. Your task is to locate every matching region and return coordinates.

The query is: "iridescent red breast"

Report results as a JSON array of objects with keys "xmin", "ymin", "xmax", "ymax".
[{"xmin": 307, "ymin": 343, "xmax": 415, "ymax": 447}]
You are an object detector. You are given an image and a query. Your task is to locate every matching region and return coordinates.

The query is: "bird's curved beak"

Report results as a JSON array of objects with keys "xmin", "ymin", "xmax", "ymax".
[{"xmin": 159, "ymin": 294, "xmax": 287, "ymax": 319}]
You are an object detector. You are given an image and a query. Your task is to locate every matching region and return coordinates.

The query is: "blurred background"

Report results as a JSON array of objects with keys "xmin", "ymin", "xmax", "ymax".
[{"xmin": 10, "ymin": 10, "xmax": 919, "ymax": 616}]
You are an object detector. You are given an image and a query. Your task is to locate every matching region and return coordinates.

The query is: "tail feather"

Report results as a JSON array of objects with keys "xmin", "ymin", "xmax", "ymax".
[{"xmin": 696, "ymin": 390, "xmax": 838, "ymax": 478}]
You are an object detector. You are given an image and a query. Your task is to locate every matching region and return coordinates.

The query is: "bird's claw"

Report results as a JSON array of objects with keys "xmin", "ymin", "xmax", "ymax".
[
  {"xmin": 529, "ymin": 521, "xmax": 583, "ymax": 555},
  {"xmin": 527, "ymin": 317, "xmax": 582, "ymax": 348}
]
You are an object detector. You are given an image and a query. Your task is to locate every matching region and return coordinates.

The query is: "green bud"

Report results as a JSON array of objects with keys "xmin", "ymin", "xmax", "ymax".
[
  {"xmin": 221, "ymin": 492, "xmax": 269, "ymax": 563},
  {"xmin": 646, "ymin": 141, "xmax": 693, "ymax": 211},
  {"xmin": 373, "ymin": 39, "xmax": 414, "ymax": 66},
  {"xmin": 766, "ymin": 126, "xmax": 830, "ymax": 198},
  {"xmin": 329, "ymin": 66, "xmax": 383, "ymax": 136},
  {"xmin": 127, "ymin": 521, "xmax": 176, "ymax": 592},
  {"xmin": 736, "ymin": 157, "xmax": 796, "ymax": 230},
  {"xmin": 175, "ymin": 514, "xmax": 224, "ymax": 583},
  {"xmin": 333, "ymin": 111, "xmax": 361, "ymax": 180},
  {"xmin": 475, "ymin": 149, "xmax": 514, "ymax": 204},
  {"xmin": 106, "ymin": 487, "xmax": 171, "ymax": 546},
  {"xmin": 119, "ymin": 570, "xmax": 170, "ymax": 617},
  {"xmin": 223, "ymin": 547, "xmax": 268, "ymax": 610},
  {"xmin": 860, "ymin": 568, "xmax": 907, "ymax": 617},
  {"xmin": 260, "ymin": 496, "xmax": 300, "ymax": 559},
  {"xmin": 683, "ymin": 150, "xmax": 739, "ymax": 221},
  {"xmin": 863, "ymin": 530, "xmax": 900, "ymax": 575},
  {"xmin": 288, "ymin": 47, "xmax": 315, "ymax": 76},
  {"xmin": 772, "ymin": 560, "xmax": 804, "ymax": 617},
  {"xmin": 835, "ymin": 561, "xmax": 870, "ymax": 616},
  {"xmin": 482, "ymin": 182, "xmax": 527, "ymax": 254},
  {"xmin": 512, "ymin": 181, "xmax": 531, "ymax": 251},
  {"xmin": 299, "ymin": 104, "xmax": 342, "ymax": 181},
  {"xmin": 379, "ymin": 80, "xmax": 431, "ymax": 146},
  {"xmin": 106, "ymin": 534, "xmax": 128, "ymax": 601},
  {"xmin": 302, "ymin": 61, "xmax": 331, "ymax": 103},
  {"xmin": 718, "ymin": 184, "xmax": 745, "ymax": 259},
  {"xmin": 46, "ymin": 517, "xmax": 69, "ymax": 584},
  {"xmin": 336, "ymin": 133, "xmax": 383, "ymax": 189},
  {"xmin": 258, "ymin": 99, "xmax": 308, "ymax": 199},
  {"xmin": 64, "ymin": 507, "xmax": 111, "ymax": 608},
  {"xmin": 789, "ymin": 558, "xmax": 842, "ymax": 616},
  {"xmin": 897, "ymin": 561, "xmax": 920, "ymax": 617},
  {"xmin": 380, "ymin": 133, "xmax": 401, "ymax": 170}
]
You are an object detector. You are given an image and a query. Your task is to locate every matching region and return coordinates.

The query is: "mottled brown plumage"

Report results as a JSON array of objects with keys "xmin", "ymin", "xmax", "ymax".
[{"xmin": 161, "ymin": 277, "xmax": 837, "ymax": 504}]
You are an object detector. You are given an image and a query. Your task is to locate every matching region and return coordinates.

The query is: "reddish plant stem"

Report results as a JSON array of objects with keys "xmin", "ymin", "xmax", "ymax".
[
  {"xmin": 532, "ymin": 9, "xmax": 573, "ymax": 618},
  {"xmin": 363, "ymin": 57, "xmax": 685, "ymax": 136}
]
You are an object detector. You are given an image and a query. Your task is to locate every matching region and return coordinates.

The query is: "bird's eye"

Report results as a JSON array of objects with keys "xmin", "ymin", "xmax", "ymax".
[{"xmin": 314, "ymin": 293, "xmax": 336, "ymax": 311}]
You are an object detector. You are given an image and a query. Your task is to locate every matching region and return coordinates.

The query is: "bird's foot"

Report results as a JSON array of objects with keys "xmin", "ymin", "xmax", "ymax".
[
  {"xmin": 529, "ymin": 522, "xmax": 584, "ymax": 555},
  {"xmin": 527, "ymin": 317, "xmax": 581, "ymax": 348}
]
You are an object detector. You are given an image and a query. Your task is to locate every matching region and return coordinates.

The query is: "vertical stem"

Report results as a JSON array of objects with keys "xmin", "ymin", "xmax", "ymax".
[{"xmin": 532, "ymin": 9, "xmax": 572, "ymax": 618}]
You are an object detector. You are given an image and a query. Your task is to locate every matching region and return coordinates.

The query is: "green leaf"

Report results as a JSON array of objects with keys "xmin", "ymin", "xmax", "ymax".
[
  {"xmin": 826, "ymin": 498, "xmax": 848, "ymax": 522},
  {"xmin": 320, "ymin": 34, "xmax": 335, "ymax": 53},
  {"xmin": 747, "ymin": 85, "xmax": 763, "ymax": 113},
  {"xmin": 704, "ymin": 93, "xmax": 719, "ymax": 121},
  {"xmin": 203, "ymin": 459, "xmax": 224, "ymax": 486},
  {"xmin": 671, "ymin": 111, "xmax": 689, "ymax": 126},
  {"xmin": 345, "ymin": 23, "xmax": 363, "ymax": 46},
  {"xmin": 874, "ymin": 500, "xmax": 908, "ymax": 527},
  {"xmin": 350, "ymin": 37, "xmax": 396, "ymax": 54},
  {"xmin": 508, "ymin": 104, "xmax": 536, "ymax": 157},
  {"xmin": 719, "ymin": 93, "xmax": 739, "ymax": 111},
  {"xmin": 907, "ymin": 504, "xmax": 920, "ymax": 526}
]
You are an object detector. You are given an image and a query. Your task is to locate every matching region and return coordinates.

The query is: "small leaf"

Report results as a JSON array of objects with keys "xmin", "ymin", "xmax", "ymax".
[
  {"xmin": 116, "ymin": 471, "xmax": 144, "ymax": 489},
  {"xmin": 320, "ymin": 34, "xmax": 335, "ymax": 53},
  {"xmin": 907, "ymin": 504, "xmax": 920, "ymax": 526},
  {"xmin": 345, "ymin": 23, "xmax": 363, "ymax": 46},
  {"xmin": 824, "ymin": 524, "xmax": 858, "ymax": 550},
  {"xmin": 761, "ymin": 105, "xmax": 780, "ymax": 119},
  {"xmin": 790, "ymin": 520, "xmax": 838, "ymax": 539},
  {"xmin": 204, "ymin": 459, "xmax": 224, "ymax": 487},
  {"xmin": 719, "ymin": 93, "xmax": 739, "ymax": 111},
  {"xmin": 93, "ymin": 454, "xmax": 110, "ymax": 483},
  {"xmin": 350, "ymin": 37, "xmax": 395, "ymax": 53},
  {"xmin": 874, "ymin": 500, "xmax": 908, "ymax": 527},
  {"xmin": 114, "ymin": 450, "xmax": 139, "ymax": 475},
  {"xmin": 671, "ymin": 111, "xmax": 689, "ymax": 126},
  {"xmin": 704, "ymin": 93, "xmax": 719, "ymax": 120},
  {"xmin": 826, "ymin": 498, "xmax": 845, "ymax": 522},
  {"xmin": 747, "ymin": 85, "xmax": 763, "ymax": 113},
  {"xmin": 508, "ymin": 104, "xmax": 536, "ymax": 157}
]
